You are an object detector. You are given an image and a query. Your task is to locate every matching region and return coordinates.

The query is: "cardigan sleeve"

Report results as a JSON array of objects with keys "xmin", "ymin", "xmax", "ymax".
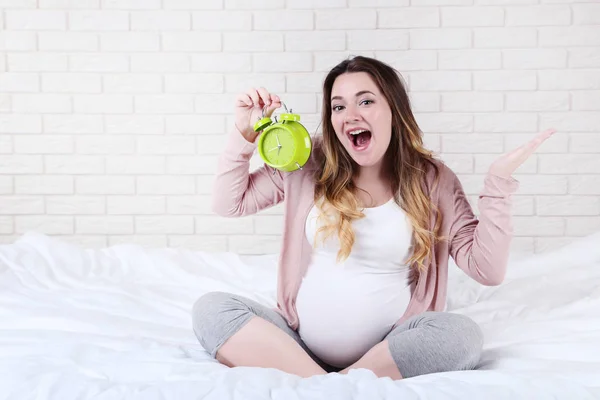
[
  {"xmin": 211, "ymin": 126, "xmax": 285, "ymax": 218},
  {"xmin": 447, "ymin": 172, "xmax": 520, "ymax": 286}
]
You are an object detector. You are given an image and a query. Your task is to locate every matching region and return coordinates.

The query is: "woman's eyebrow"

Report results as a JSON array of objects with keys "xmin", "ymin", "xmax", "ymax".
[{"xmin": 331, "ymin": 90, "xmax": 375, "ymax": 101}]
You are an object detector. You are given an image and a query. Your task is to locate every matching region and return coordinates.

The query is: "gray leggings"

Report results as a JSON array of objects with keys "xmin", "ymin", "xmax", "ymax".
[{"xmin": 192, "ymin": 291, "xmax": 484, "ymax": 378}]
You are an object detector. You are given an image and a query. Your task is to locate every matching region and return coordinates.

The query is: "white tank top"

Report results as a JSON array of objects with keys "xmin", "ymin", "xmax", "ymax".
[{"xmin": 295, "ymin": 197, "xmax": 414, "ymax": 368}]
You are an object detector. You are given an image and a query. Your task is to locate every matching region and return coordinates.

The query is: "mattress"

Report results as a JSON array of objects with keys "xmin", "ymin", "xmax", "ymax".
[{"xmin": 0, "ymin": 231, "xmax": 599, "ymax": 399}]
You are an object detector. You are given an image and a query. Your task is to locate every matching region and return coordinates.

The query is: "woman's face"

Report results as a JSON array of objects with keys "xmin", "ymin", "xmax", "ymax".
[{"xmin": 330, "ymin": 72, "xmax": 393, "ymax": 170}]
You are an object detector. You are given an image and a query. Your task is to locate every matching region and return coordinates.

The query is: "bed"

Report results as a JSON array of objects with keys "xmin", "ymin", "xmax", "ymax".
[{"xmin": 0, "ymin": 231, "xmax": 599, "ymax": 400}]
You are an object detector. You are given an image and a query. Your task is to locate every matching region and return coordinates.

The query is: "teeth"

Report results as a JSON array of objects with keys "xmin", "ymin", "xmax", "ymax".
[{"xmin": 349, "ymin": 129, "xmax": 367, "ymax": 135}]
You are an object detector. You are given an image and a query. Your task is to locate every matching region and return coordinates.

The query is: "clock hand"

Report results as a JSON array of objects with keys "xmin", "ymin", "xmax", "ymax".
[
  {"xmin": 275, "ymin": 134, "xmax": 281, "ymax": 148},
  {"xmin": 268, "ymin": 146, "xmax": 279, "ymax": 152}
]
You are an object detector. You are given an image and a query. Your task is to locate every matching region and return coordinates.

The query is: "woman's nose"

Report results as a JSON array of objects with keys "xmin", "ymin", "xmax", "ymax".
[{"xmin": 344, "ymin": 106, "xmax": 360, "ymax": 122}]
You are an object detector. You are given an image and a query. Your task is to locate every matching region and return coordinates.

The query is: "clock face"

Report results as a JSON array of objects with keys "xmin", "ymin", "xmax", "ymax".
[{"xmin": 261, "ymin": 127, "xmax": 296, "ymax": 166}]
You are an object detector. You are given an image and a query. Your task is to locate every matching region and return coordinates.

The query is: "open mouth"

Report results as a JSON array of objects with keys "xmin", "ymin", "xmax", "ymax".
[{"xmin": 348, "ymin": 129, "xmax": 372, "ymax": 151}]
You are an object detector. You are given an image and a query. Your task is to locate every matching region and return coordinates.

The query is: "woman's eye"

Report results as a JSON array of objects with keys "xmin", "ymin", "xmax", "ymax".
[
  {"xmin": 332, "ymin": 105, "xmax": 344, "ymax": 112},
  {"xmin": 360, "ymin": 99, "xmax": 373, "ymax": 106}
]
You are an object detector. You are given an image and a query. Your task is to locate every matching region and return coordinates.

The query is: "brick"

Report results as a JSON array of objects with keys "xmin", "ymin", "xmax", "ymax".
[
  {"xmin": 167, "ymin": 155, "xmax": 218, "ymax": 175},
  {"xmin": 348, "ymin": 30, "xmax": 409, "ymax": 51},
  {"xmin": 441, "ymin": 93, "xmax": 503, "ymax": 112},
  {"xmin": 167, "ymin": 196, "xmax": 212, "ymax": 214},
  {"xmin": 12, "ymin": 94, "xmax": 72, "ymax": 114},
  {"xmin": 378, "ymin": 8, "xmax": 439, "ymax": 28},
  {"xmin": 503, "ymin": 49, "xmax": 568, "ymax": 69},
  {"xmin": 569, "ymin": 48, "xmax": 600, "ymax": 68},
  {"xmin": 477, "ymin": 0, "xmax": 536, "ymax": 4},
  {"xmin": 45, "ymin": 156, "xmax": 105, "ymax": 174},
  {"xmin": 69, "ymin": 54, "xmax": 129, "ymax": 72},
  {"xmin": 285, "ymin": 31, "xmax": 345, "ymax": 52},
  {"xmin": 539, "ymin": 70, "xmax": 600, "ymax": 90},
  {"xmin": 8, "ymin": 54, "xmax": 68, "ymax": 71},
  {"xmin": 566, "ymin": 217, "xmax": 600, "ymax": 236},
  {"xmin": 192, "ymin": 53, "xmax": 252, "ymax": 73},
  {"xmin": 6, "ymin": 10, "xmax": 66, "ymax": 30},
  {"xmin": 409, "ymin": 93, "xmax": 440, "ymax": 112},
  {"xmin": 76, "ymin": 216, "xmax": 133, "ymax": 234},
  {"xmin": 131, "ymin": 54, "xmax": 190, "ymax": 72},
  {"xmin": 164, "ymin": 74, "xmax": 223, "ymax": 93},
  {"xmin": 39, "ymin": 32, "xmax": 98, "ymax": 51},
  {"xmin": 100, "ymin": 33, "xmax": 160, "ymax": 52},
  {"xmin": 0, "ymin": 73, "xmax": 39, "ymax": 92},
  {"xmin": 164, "ymin": 0, "xmax": 222, "ymax": 8},
  {"xmin": 195, "ymin": 135, "xmax": 227, "ymax": 154},
  {"xmin": 0, "ymin": 134, "xmax": 11, "ymax": 153},
  {"xmin": 570, "ymin": 133, "xmax": 600, "ymax": 153},
  {"xmin": 76, "ymin": 136, "xmax": 136, "ymax": 154},
  {"xmin": 509, "ymin": 175, "xmax": 568, "ymax": 195},
  {"xmin": 254, "ymin": 52, "xmax": 312, "ymax": 73},
  {"xmin": 416, "ymin": 113, "xmax": 473, "ymax": 133},
  {"xmin": 376, "ymin": 50, "xmax": 436, "ymax": 71},
  {"xmin": 438, "ymin": 154, "xmax": 473, "ymax": 173},
  {"xmin": 137, "ymin": 176, "xmax": 196, "ymax": 195},
  {"xmin": 0, "ymin": 115, "xmax": 42, "ymax": 133},
  {"xmin": 316, "ymin": 9, "xmax": 376, "ymax": 30},
  {"xmin": 169, "ymin": 236, "xmax": 227, "ymax": 252},
  {"xmin": 135, "ymin": 216, "xmax": 194, "ymax": 234},
  {"xmin": 194, "ymin": 215, "xmax": 253, "ymax": 234},
  {"xmin": 223, "ymin": 32, "xmax": 283, "ymax": 52},
  {"xmin": 254, "ymin": 10, "xmax": 313, "ymax": 30},
  {"xmin": 506, "ymin": 92, "xmax": 569, "ymax": 112},
  {"xmin": 513, "ymin": 216, "xmax": 565, "ymax": 237},
  {"xmin": 539, "ymin": 27, "xmax": 600, "ymax": 47},
  {"xmin": 107, "ymin": 196, "xmax": 165, "ymax": 214},
  {"xmin": 474, "ymin": 71, "xmax": 536, "ymax": 91},
  {"xmin": 409, "ymin": 71, "xmax": 471, "ymax": 91},
  {"xmin": 166, "ymin": 115, "xmax": 225, "ymax": 135},
  {"xmin": 0, "ymin": 196, "xmax": 44, "ymax": 214},
  {"xmin": 46, "ymin": 196, "xmax": 106, "ymax": 215},
  {"xmin": 0, "ymin": 95, "xmax": 9, "ymax": 113},
  {"xmin": 40, "ymin": 0, "xmax": 99, "ymax": 7},
  {"xmin": 412, "ymin": 0, "xmax": 471, "ymax": 4},
  {"xmin": 226, "ymin": 73, "xmax": 285, "ymax": 94},
  {"xmin": 506, "ymin": 6, "xmax": 570, "ymax": 26},
  {"xmin": 162, "ymin": 32, "xmax": 221, "ymax": 52},
  {"xmin": 225, "ymin": 0, "xmax": 284, "ymax": 9},
  {"xmin": 137, "ymin": 136, "xmax": 196, "ymax": 155},
  {"xmin": 135, "ymin": 95, "xmax": 195, "ymax": 114},
  {"xmin": 16, "ymin": 216, "xmax": 74, "ymax": 234},
  {"xmin": 69, "ymin": 11, "xmax": 129, "ymax": 30},
  {"xmin": 42, "ymin": 73, "xmax": 102, "ymax": 93},
  {"xmin": 103, "ymin": 74, "xmax": 162, "ymax": 93},
  {"xmin": 15, "ymin": 176, "xmax": 73, "ymax": 194},
  {"xmin": 573, "ymin": 4, "xmax": 600, "ymax": 25},
  {"xmin": 537, "ymin": 196, "xmax": 599, "ymax": 216},
  {"xmin": 539, "ymin": 154, "xmax": 600, "ymax": 174},
  {"xmin": 131, "ymin": 11, "xmax": 191, "ymax": 31},
  {"xmin": 0, "ymin": 32, "xmax": 36, "ymax": 51},
  {"xmin": 192, "ymin": 11, "xmax": 251, "ymax": 30},
  {"xmin": 105, "ymin": 115, "xmax": 164, "ymax": 135},
  {"xmin": 442, "ymin": 135, "xmax": 504, "ymax": 154},
  {"xmin": 475, "ymin": 113, "xmax": 538, "ymax": 133},
  {"xmin": 0, "ymin": 0, "xmax": 37, "ymax": 7},
  {"xmin": 313, "ymin": 51, "xmax": 374, "ymax": 72},
  {"xmin": 14, "ymin": 135, "xmax": 73, "ymax": 154},
  {"xmin": 73, "ymin": 95, "xmax": 133, "ymax": 114},
  {"xmin": 0, "ymin": 218, "xmax": 14, "ymax": 234},
  {"xmin": 0, "ymin": 177, "xmax": 13, "ymax": 194},
  {"xmin": 474, "ymin": 28, "xmax": 537, "ymax": 48},
  {"xmin": 106, "ymin": 156, "xmax": 165, "ymax": 174},
  {"xmin": 569, "ymin": 176, "xmax": 600, "ymax": 195},
  {"xmin": 442, "ymin": 7, "xmax": 504, "ymax": 27},
  {"xmin": 541, "ymin": 112, "xmax": 600, "ymax": 132},
  {"xmin": 288, "ymin": 0, "xmax": 345, "ymax": 7},
  {"xmin": 102, "ymin": 0, "xmax": 161, "ymax": 9},
  {"xmin": 44, "ymin": 115, "xmax": 103, "ymax": 134},
  {"xmin": 438, "ymin": 50, "xmax": 501, "ymax": 70},
  {"xmin": 76, "ymin": 176, "xmax": 135, "ymax": 194},
  {"xmin": 411, "ymin": 29, "xmax": 471, "ymax": 49}
]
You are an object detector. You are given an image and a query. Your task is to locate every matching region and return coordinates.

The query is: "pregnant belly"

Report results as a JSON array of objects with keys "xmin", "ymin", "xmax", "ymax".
[{"xmin": 295, "ymin": 264, "xmax": 411, "ymax": 368}]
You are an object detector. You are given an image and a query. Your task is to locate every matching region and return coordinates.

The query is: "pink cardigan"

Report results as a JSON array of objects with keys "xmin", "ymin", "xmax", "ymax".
[{"xmin": 212, "ymin": 128, "xmax": 520, "ymax": 331}]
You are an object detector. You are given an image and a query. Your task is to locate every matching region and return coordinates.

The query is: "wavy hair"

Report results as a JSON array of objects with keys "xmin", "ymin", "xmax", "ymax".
[{"xmin": 313, "ymin": 56, "xmax": 445, "ymax": 273}]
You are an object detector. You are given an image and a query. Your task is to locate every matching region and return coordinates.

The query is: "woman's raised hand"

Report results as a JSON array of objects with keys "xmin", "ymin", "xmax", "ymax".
[{"xmin": 234, "ymin": 87, "xmax": 282, "ymax": 143}]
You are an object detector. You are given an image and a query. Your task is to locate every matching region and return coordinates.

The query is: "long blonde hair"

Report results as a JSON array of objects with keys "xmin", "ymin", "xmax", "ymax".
[{"xmin": 313, "ymin": 56, "xmax": 445, "ymax": 273}]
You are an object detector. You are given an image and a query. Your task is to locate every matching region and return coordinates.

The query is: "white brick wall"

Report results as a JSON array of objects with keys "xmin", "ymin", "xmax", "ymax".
[{"xmin": 0, "ymin": 0, "xmax": 599, "ymax": 256}]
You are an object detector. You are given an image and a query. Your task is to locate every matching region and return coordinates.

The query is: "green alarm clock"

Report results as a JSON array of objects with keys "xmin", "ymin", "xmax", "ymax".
[{"xmin": 253, "ymin": 102, "xmax": 312, "ymax": 172}]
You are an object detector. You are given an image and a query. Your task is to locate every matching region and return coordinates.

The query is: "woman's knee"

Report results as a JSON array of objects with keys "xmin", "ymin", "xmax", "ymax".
[{"xmin": 192, "ymin": 291, "xmax": 254, "ymax": 357}]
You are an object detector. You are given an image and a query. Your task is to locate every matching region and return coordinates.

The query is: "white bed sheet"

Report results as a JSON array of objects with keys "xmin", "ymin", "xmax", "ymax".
[{"xmin": 0, "ymin": 231, "xmax": 599, "ymax": 400}]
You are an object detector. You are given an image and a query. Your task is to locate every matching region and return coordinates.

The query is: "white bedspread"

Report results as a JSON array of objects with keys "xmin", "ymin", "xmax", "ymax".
[{"xmin": 0, "ymin": 231, "xmax": 599, "ymax": 400}]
